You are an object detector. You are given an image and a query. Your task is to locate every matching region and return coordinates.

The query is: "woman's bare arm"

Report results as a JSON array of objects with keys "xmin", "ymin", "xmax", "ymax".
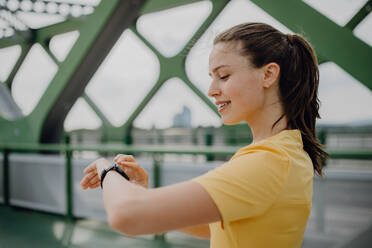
[
  {"xmin": 102, "ymin": 175, "xmax": 221, "ymax": 236},
  {"xmin": 177, "ymin": 224, "xmax": 210, "ymax": 239},
  {"xmin": 80, "ymin": 156, "xmax": 221, "ymax": 236}
]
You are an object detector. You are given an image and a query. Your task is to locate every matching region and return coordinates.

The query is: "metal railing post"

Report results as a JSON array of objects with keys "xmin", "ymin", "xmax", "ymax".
[
  {"xmin": 66, "ymin": 148, "xmax": 74, "ymax": 219},
  {"xmin": 153, "ymin": 153, "xmax": 165, "ymax": 242},
  {"xmin": 205, "ymin": 129, "xmax": 214, "ymax": 161},
  {"xmin": 315, "ymin": 128, "xmax": 327, "ymax": 233},
  {"xmin": 315, "ymin": 178, "xmax": 325, "ymax": 233},
  {"xmin": 3, "ymin": 149, "xmax": 9, "ymax": 206}
]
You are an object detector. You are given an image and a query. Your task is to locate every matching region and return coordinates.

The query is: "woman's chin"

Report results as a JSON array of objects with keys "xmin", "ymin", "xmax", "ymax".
[{"xmin": 221, "ymin": 117, "xmax": 240, "ymax": 125}]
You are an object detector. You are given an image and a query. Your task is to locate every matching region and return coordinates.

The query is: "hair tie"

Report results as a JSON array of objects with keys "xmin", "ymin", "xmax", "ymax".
[
  {"xmin": 286, "ymin": 34, "xmax": 294, "ymax": 44},
  {"xmin": 286, "ymin": 34, "xmax": 294, "ymax": 50}
]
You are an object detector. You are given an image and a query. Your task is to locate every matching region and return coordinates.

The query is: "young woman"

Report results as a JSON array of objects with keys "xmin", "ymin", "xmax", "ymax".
[{"xmin": 80, "ymin": 22, "xmax": 327, "ymax": 247}]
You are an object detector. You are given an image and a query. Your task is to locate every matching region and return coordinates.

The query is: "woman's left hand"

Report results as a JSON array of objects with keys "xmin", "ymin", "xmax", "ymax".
[{"xmin": 80, "ymin": 158, "xmax": 112, "ymax": 189}]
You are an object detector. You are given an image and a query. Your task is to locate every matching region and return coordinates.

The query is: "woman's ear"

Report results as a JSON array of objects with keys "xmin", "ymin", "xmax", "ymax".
[{"xmin": 262, "ymin": 62, "xmax": 280, "ymax": 88}]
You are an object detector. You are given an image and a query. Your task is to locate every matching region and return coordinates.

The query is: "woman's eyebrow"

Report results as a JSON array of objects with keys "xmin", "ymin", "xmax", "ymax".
[{"xmin": 208, "ymin": 65, "xmax": 230, "ymax": 76}]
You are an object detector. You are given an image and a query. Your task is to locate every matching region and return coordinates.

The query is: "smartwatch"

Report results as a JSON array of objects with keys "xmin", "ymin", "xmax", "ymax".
[{"xmin": 100, "ymin": 163, "xmax": 130, "ymax": 189}]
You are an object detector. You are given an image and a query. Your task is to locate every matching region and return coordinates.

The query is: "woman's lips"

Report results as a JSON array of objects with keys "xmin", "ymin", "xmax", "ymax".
[{"xmin": 218, "ymin": 102, "xmax": 231, "ymax": 113}]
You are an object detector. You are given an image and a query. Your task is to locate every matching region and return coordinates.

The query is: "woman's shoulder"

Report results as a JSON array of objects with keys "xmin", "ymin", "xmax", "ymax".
[
  {"xmin": 231, "ymin": 129, "xmax": 302, "ymax": 161},
  {"xmin": 228, "ymin": 129, "xmax": 313, "ymax": 180}
]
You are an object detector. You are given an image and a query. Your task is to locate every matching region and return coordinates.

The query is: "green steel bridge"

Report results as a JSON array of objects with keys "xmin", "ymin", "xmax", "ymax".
[{"xmin": 0, "ymin": 0, "xmax": 372, "ymax": 247}]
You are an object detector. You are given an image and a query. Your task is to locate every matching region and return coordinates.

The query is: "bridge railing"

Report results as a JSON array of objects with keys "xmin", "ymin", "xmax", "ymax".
[{"xmin": 1, "ymin": 142, "xmax": 372, "ymax": 241}]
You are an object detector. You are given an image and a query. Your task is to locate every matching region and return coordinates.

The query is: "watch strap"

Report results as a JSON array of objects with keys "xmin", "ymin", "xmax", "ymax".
[
  {"xmin": 113, "ymin": 163, "xmax": 130, "ymax": 181},
  {"xmin": 100, "ymin": 163, "xmax": 130, "ymax": 189}
]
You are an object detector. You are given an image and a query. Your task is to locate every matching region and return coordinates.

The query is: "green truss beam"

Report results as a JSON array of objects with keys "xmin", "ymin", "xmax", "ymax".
[
  {"xmin": 0, "ymin": 0, "xmax": 96, "ymax": 17},
  {"xmin": 140, "ymin": 0, "xmax": 204, "ymax": 14},
  {"xmin": 250, "ymin": 0, "xmax": 372, "ymax": 91},
  {"xmin": 119, "ymin": 0, "xmax": 228, "ymax": 135},
  {"xmin": 81, "ymin": 0, "xmax": 228, "ymax": 142},
  {"xmin": 1, "ymin": 0, "xmax": 371, "ymax": 144},
  {"xmin": 34, "ymin": 18, "xmax": 84, "ymax": 43},
  {"xmin": 0, "ymin": 31, "xmax": 30, "ymax": 49},
  {"xmin": 318, "ymin": 0, "xmax": 371, "ymax": 65},
  {"xmin": 4, "ymin": 43, "xmax": 32, "ymax": 89},
  {"xmin": 82, "ymin": 93, "xmax": 112, "ymax": 128},
  {"xmin": 345, "ymin": 0, "xmax": 372, "ymax": 30},
  {"xmin": 0, "ymin": 17, "xmax": 83, "ymax": 50},
  {"xmin": 0, "ymin": 0, "xmax": 146, "ymax": 143},
  {"xmin": 34, "ymin": 0, "xmax": 147, "ymax": 144},
  {"xmin": 40, "ymin": 41, "xmax": 60, "ymax": 65}
]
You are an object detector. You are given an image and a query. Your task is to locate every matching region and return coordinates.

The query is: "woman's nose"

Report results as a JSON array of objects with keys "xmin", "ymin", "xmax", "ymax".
[{"xmin": 208, "ymin": 84, "xmax": 221, "ymax": 98}]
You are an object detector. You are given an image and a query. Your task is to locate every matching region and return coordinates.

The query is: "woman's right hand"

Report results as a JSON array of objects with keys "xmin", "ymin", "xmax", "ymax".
[{"xmin": 113, "ymin": 154, "xmax": 149, "ymax": 189}]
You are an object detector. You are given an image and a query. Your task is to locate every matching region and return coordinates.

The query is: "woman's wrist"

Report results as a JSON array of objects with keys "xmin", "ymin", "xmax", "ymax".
[{"xmin": 96, "ymin": 158, "xmax": 112, "ymax": 176}]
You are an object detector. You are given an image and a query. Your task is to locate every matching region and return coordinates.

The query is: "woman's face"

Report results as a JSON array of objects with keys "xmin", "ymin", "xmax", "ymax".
[{"xmin": 208, "ymin": 42, "xmax": 265, "ymax": 125}]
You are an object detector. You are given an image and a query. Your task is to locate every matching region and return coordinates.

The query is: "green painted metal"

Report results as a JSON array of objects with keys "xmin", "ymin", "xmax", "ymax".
[
  {"xmin": 82, "ymin": 0, "xmax": 228, "ymax": 143},
  {"xmin": 345, "ymin": 0, "xmax": 372, "ymax": 30},
  {"xmin": 0, "ymin": 19, "xmax": 85, "ymax": 143},
  {"xmin": 140, "ymin": 0, "xmax": 205, "ymax": 14},
  {"xmin": 36, "ymin": 0, "xmax": 147, "ymax": 144},
  {"xmin": 82, "ymin": 93, "xmax": 112, "ymax": 128},
  {"xmin": 0, "ymin": 33, "xmax": 28, "ymax": 49},
  {"xmin": 0, "ymin": 0, "xmax": 371, "ymax": 147},
  {"xmin": 153, "ymin": 155, "xmax": 162, "ymax": 188},
  {"xmin": 0, "ymin": 18, "xmax": 83, "ymax": 50},
  {"xmin": 35, "ymin": 18, "xmax": 84, "ymax": 43},
  {"xmin": 317, "ymin": 129, "xmax": 327, "ymax": 167},
  {"xmin": 116, "ymin": 1, "xmax": 228, "ymax": 140},
  {"xmin": 0, "ymin": 206, "xmax": 66, "ymax": 247},
  {"xmin": 4, "ymin": 43, "xmax": 32, "ymax": 89},
  {"xmin": 250, "ymin": 0, "xmax": 372, "ymax": 91},
  {"xmin": 0, "ymin": 205, "xmax": 209, "ymax": 248},
  {"xmin": 1, "ymin": 140, "xmax": 371, "ymax": 246},
  {"xmin": 66, "ymin": 149, "xmax": 73, "ymax": 219},
  {"xmin": 0, "ymin": 142, "xmax": 371, "ymax": 160},
  {"xmin": 1, "ymin": 0, "xmax": 96, "ymax": 17},
  {"xmin": 0, "ymin": 143, "xmax": 238, "ymax": 156},
  {"xmin": 319, "ymin": 0, "xmax": 372, "ymax": 65},
  {"xmin": 205, "ymin": 129, "xmax": 214, "ymax": 161},
  {"xmin": 3, "ymin": 149, "xmax": 9, "ymax": 206},
  {"xmin": 120, "ymin": 69, "xmax": 168, "ymax": 132},
  {"xmin": 152, "ymin": 154, "xmax": 165, "ymax": 241},
  {"xmin": 1, "ymin": 1, "xmax": 371, "ymax": 247},
  {"xmin": 0, "ymin": 0, "xmax": 146, "ymax": 144},
  {"xmin": 40, "ymin": 41, "xmax": 60, "ymax": 65},
  {"xmin": 317, "ymin": 129, "xmax": 327, "ymax": 145}
]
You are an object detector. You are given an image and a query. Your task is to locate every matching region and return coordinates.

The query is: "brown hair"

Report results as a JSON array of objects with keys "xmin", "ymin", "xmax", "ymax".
[{"xmin": 214, "ymin": 22, "xmax": 328, "ymax": 177}]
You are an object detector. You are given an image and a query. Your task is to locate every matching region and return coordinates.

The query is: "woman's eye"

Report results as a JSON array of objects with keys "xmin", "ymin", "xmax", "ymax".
[{"xmin": 220, "ymin": 75, "xmax": 229, "ymax": 80}]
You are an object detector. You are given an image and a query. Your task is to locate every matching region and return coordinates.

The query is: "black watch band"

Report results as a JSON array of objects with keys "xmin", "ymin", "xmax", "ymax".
[{"xmin": 100, "ymin": 163, "xmax": 130, "ymax": 189}]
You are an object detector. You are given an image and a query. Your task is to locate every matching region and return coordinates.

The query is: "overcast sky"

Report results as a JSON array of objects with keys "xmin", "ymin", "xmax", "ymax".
[{"xmin": 0, "ymin": 0, "xmax": 371, "ymax": 130}]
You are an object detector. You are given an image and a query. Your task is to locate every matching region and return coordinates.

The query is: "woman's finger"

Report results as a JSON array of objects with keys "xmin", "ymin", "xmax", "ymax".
[
  {"xmin": 89, "ymin": 175, "xmax": 100, "ymax": 185},
  {"xmin": 83, "ymin": 162, "xmax": 97, "ymax": 174},
  {"xmin": 114, "ymin": 154, "xmax": 135, "ymax": 163},
  {"xmin": 116, "ymin": 162, "xmax": 142, "ymax": 176},
  {"xmin": 80, "ymin": 172, "xmax": 97, "ymax": 188},
  {"xmin": 115, "ymin": 161, "xmax": 138, "ymax": 168},
  {"xmin": 88, "ymin": 181, "xmax": 100, "ymax": 189},
  {"xmin": 81, "ymin": 176, "xmax": 91, "ymax": 189}
]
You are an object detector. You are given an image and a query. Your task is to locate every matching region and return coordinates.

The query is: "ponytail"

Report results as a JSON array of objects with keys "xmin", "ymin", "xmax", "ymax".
[
  {"xmin": 214, "ymin": 23, "xmax": 328, "ymax": 177},
  {"xmin": 280, "ymin": 34, "xmax": 328, "ymax": 176}
]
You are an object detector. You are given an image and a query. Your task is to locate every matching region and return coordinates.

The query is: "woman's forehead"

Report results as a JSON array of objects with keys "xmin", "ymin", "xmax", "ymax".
[{"xmin": 209, "ymin": 42, "xmax": 249, "ymax": 71}]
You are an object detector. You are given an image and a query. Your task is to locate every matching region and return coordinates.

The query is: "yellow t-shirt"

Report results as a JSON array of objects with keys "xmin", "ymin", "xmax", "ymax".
[{"xmin": 192, "ymin": 129, "xmax": 314, "ymax": 248}]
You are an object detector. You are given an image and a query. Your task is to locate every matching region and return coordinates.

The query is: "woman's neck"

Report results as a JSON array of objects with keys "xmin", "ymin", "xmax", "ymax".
[{"xmin": 249, "ymin": 102, "xmax": 288, "ymax": 145}]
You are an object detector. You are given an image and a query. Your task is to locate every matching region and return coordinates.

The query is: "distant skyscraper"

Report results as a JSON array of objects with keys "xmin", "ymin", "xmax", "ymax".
[{"xmin": 172, "ymin": 106, "xmax": 192, "ymax": 128}]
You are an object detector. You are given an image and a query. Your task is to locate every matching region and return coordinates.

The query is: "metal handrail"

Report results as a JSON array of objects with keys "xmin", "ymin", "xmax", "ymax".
[
  {"xmin": 1, "ymin": 143, "xmax": 372, "ymax": 158},
  {"xmin": 1, "ymin": 143, "xmax": 372, "ymax": 240}
]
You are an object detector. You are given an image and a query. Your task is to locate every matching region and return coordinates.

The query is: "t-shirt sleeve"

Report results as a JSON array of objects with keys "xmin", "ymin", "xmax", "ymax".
[{"xmin": 192, "ymin": 145, "xmax": 290, "ymax": 228}]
